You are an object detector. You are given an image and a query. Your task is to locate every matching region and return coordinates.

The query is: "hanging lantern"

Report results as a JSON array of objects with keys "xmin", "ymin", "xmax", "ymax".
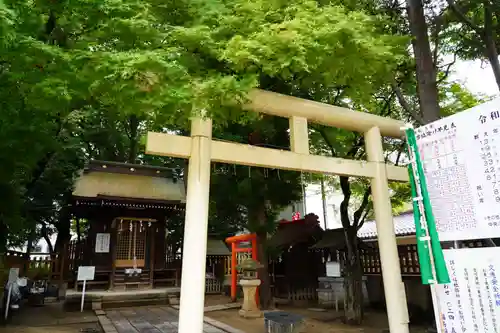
[
  {"xmin": 129, "ymin": 221, "xmax": 133, "ymax": 232},
  {"xmin": 139, "ymin": 220, "xmax": 143, "ymax": 232},
  {"xmin": 148, "ymin": 221, "xmax": 152, "ymax": 228}
]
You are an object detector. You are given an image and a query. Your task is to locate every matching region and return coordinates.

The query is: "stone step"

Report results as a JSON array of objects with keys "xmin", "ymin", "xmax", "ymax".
[
  {"xmin": 114, "ymin": 281, "xmax": 151, "ymax": 286},
  {"xmin": 114, "ymin": 277, "xmax": 149, "ymax": 282}
]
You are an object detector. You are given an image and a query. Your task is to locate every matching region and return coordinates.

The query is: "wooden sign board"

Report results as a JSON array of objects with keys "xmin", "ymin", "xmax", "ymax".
[{"xmin": 95, "ymin": 233, "xmax": 111, "ymax": 253}]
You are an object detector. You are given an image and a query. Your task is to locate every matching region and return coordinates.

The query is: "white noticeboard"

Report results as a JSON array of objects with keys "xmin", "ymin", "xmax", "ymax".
[
  {"xmin": 8, "ymin": 267, "xmax": 19, "ymax": 283},
  {"xmin": 326, "ymin": 261, "xmax": 341, "ymax": 277},
  {"xmin": 435, "ymin": 247, "xmax": 500, "ymax": 332},
  {"xmin": 4, "ymin": 267, "xmax": 20, "ymax": 319},
  {"xmin": 95, "ymin": 233, "xmax": 111, "ymax": 253},
  {"xmin": 416, "ymin": 98, "xmax": 500, "ymax": 241},
  {"xmin": 77, "ymin": 266, "xmax": 95, "ymax": 313},
  {"xmin": 77, "ymin": 266, "xmax": 95, "ymax": 281}
]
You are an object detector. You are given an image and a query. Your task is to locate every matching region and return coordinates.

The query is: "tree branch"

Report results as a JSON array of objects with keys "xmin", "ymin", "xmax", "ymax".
[
  {"xmin": 437, "ymin": 52, "xmax": 458, "ymax": 84},
  {"xmin": 391, "ymin": 80, "xmax": 424, "ymax": 125},
  {"xmin": 357, "ymin": 208, "xmax": 371, "ymax": 231},
  {"xmin": 316, "ymin": 126, "xmax": 337, "ymax": 157},
  {"xmin": 446, "ymin": 0, "xmax": 483, "ymax": 34},
  {"xmin": 353, "ymin": 186, "xmax": 371, "ymax": 230},
  {"xmin": 339, "ymin": 176, "xmax": 352, "ymax": 229},
  {"xmin": 332, "ymin": 87, "xmax": 347, "ymax": 105},
  {"xmin": 431, "ymin": 15, "xmax": 444, "ymax": 66},
  {"xmin": 346, "ymin": 136, "xmax": 365, "ymax": 158},
  {"xmin": 395, "ymin": 141, "xmax": 406, "ymax": 166}
]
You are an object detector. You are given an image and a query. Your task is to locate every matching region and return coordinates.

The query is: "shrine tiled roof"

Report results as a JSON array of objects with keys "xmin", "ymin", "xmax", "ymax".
[
  {"xmin": 357, "ymin": 211, "xmax": 415, "ymax": 240},
  {"xmin": 72, "ymin": 160, "xmax": 186, "ymax": 203},
  {"xmin": 268, "ymin": 213, "xmax": 323, "ymax": 248},
  {"xmin": 206, "ymin": 237, "xmax": 231, "ymax": 256}
]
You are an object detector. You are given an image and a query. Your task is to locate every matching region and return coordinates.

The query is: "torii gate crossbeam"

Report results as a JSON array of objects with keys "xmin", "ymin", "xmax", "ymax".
[{"xmin": 146, "ymin": 89, "xmax": 410, "ymax": 333}]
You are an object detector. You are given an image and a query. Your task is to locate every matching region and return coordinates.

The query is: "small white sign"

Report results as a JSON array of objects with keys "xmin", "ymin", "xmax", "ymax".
[
  {"xmin": 5, "ymin": 268, "xmax": 20, "ymax": 319},
  {"xmin": 434, "ymin": 247, "xmax": 500, "ymax": 332},
  {"xmin": 77, "ymin": 266, "xmax": 95, "ymax": 281},
  {"xmin": 8, "ymin": 268, "xmax": 19, "ymax": 284},
  {"xmin": 95, "ymin": 233, "xmax": 111, "ymax": 253},
  {"xmin": 77, "ymin": 266, "xmax": 95, "ymax": 313},
  {"xmin": 326, "ymin": 261, "xmax": 341, "ymax": 277}
]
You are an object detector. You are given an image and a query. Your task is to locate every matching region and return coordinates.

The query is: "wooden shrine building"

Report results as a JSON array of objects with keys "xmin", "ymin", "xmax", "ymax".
[
  {"xmin": 268, "ymin": 214, "xmax": 326, "ymax": 302},
  {"xmin": 70, "ymin": 160, "xmax": 185, "ymax": 291}
]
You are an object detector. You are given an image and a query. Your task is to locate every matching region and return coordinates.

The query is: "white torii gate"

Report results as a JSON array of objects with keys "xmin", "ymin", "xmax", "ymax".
[{"xmin": 146, "ymin": 89, "xmax": 411, "ymax": 333}]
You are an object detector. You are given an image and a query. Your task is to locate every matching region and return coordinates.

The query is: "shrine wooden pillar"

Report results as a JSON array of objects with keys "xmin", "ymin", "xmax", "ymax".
[
  {"xmin": 149, "ymin": 226, "xmax": 156, "ymax": 288},
  {"xmin": 110, "ymin": 222, "xmax": 118, "ymax": 290}
]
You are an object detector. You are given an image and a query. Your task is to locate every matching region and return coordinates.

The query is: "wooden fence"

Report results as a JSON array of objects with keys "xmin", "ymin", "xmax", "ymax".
[
  {"xmin": 350, "ymin": 246, "xmax": 421, "ymax": 276},
  {"xmin": 342, "ymin": 240, "xmax": 488, "ymax": 276},
  {"xmin": 0, "ymin": 250, "xmax": 62, "ymax": 284}
]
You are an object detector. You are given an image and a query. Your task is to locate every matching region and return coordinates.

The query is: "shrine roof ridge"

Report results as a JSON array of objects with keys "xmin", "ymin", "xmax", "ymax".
[{"xmin": 85, "ymin": 160, "xmax": 179, "ymax": 179}]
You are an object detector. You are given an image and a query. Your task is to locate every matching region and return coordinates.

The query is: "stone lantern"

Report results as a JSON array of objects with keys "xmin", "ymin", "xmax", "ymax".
[{"xmin": 237, "ymin": 258, "xmax": 263, "ymax": 318}]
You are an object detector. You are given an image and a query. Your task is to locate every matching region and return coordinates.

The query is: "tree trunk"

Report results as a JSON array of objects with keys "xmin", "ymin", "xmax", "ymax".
[
  {"xmin": 25, "ymin": 114, "xmax": 66, "ymax": 197},
  {"xmin": 41, "ymin": 223, "xmax": 54, "ymax": 254},
  {"xmin": 320, "ymin": 178, "xmax": 328, "ymax": 230},
  {"xmin": 483, "ymin": 5, "xmax": 500, "ymax": 92},
  {"xmin": 338, "ymin": 176, "xmax": 365, "ymax": 324},
  {"xmin": 43, "ymin": 234, "xmax": 54, "ymax": 254},
  {"xmin": 54, "ymin": 231, "xmax": 69, "ymax": 254},
  {"xmin": 127, "ymin": 114, "xmax": 139, "ymax": 164},
  {"xmin": 255, "ymin": 205, "xmax": 272, "ymax": 310},
  {"xmin": 24, "ymin": 229, "xmax": 35, "ymax": 274},
  {"xmin": 55, "ymin": 218, "xmax": 71, "ymax": 254},
  {"xmin": 342, "ymin": 226, "xmax": 364, "ymax": 324},
  {"xmin": 55, "ymin": 195, "xmax": 72, "ymax": 253},
  {"xmin": 26, "ymin": 230, "xmax": 35, "ymax": 255},
  {"xmin": 406, "ymin": 0, "xmax": 441, "ymax": 123}
]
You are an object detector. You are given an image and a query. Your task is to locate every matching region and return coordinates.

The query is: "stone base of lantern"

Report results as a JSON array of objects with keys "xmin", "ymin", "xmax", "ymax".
[{"xmin": 238, "ymin": 279, "xmax": 262, "ymax": 318}]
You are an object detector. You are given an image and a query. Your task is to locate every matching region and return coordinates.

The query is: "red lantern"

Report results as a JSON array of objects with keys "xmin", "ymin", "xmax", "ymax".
[{"xmin": 292, "ymin": 212, "xmax": 300, "ymax": 221}]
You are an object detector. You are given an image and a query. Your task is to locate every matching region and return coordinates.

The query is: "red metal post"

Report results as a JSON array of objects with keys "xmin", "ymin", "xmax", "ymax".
[{"xmin": 231, "ymin": 242, "xmax": 237, "ymax": 301}]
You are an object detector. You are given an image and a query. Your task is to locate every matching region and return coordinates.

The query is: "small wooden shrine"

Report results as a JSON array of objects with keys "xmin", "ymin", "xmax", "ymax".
[
  {"xmin": 268, "ymin": 214, "xmax": 326, "ymax": 302},
  {"xmin": 70, "ymin": 160, "xmax": 186, "ymax": 291}
]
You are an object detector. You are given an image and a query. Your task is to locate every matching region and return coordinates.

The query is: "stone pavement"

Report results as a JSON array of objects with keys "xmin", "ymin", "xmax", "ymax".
[{"xmin": 98, "ymin": 306, "xmax": 244, "ymax": 333}]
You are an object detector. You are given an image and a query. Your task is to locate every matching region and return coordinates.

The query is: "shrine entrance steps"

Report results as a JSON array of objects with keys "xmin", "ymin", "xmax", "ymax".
[
  {"xmin": 64, "ymin": 287, "xmax": 180, "ymax": 311},
  {"xmin": 113, "ymin": 269, "xmax": 151, "ymax": 291}
]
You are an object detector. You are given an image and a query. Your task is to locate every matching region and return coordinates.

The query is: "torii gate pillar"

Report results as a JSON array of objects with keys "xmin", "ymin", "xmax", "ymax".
[
  {"xmin": 177, "ymin": 117, "xmax": 212, "ymax": 333},
  {"xmin": 365, "ymin": 126, "xmax": 409, "ymax": 333}
]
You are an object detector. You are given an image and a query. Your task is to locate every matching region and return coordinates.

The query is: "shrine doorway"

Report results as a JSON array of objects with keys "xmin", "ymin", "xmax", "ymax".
[{"xmin": 114, "ymin": 218, "xmax": 151, "ymax": 268}]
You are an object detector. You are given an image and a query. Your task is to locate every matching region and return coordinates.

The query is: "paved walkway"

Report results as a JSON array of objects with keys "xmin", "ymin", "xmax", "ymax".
[{"xmin": 99, "ymin": 307, "xmax": 242, "ymax": 333}]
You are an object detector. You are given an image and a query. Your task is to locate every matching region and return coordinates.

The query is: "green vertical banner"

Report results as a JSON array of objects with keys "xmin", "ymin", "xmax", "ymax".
[{"xmin": 405, "ymin": 128, "xmax": 450, "ymax": 285}]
